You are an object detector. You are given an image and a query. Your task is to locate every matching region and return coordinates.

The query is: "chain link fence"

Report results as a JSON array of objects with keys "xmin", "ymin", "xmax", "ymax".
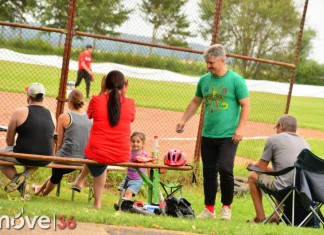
[{"xmin": 0, "ymin": 0, "xmax": 308, "ymax": 171}]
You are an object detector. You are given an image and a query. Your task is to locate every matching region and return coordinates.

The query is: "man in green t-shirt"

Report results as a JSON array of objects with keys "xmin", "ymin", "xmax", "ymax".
[{"xmin": 176, "ymin": 44, "xmax": 250, "ymax": 221}]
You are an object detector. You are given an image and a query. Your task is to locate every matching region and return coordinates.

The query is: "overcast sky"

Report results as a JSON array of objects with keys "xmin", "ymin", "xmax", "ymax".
[
  {"xmin": 119, "ymin": 0, "xmax": 324, "ymax": 64},
  {"xmin": 304, "ymin": 0, "xmax": 324, "ymax": 63}
]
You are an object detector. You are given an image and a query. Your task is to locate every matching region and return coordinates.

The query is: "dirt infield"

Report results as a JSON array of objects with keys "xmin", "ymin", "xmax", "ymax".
[{"xmin": 1, "ymin": 91, "xmax": 323, "ymax": 162}]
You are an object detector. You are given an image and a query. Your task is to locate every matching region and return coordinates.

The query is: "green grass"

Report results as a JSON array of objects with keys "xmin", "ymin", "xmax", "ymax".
[
  {"xmin": 1, "ymin": 60, "xmax": 324, "ymax": 131},
  {"xmin": 0, "ymin": 168, "xmax": 323, "ymax": 235},
  {"xmin": 290, "ymin": 96, "xmax": 324, "ymax": 131},
  {"xmin": 306, "ymin": 139, "xmax": 324, "ymax": 155}
]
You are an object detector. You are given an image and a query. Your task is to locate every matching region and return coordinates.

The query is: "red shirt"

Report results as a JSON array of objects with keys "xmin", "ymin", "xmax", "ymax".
[
  {"xmin": 78, "ymin": 51, "xmax": 92, "ymax": 70},
  {"xmin": 84, "ymin": 93, "xmax": 135, "ymax": 164}
]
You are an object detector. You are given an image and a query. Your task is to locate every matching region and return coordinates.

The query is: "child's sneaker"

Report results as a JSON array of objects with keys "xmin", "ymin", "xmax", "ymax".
[
  {"xmin": 220, "ymin": 206, "xmax": 231, "ymax": 220},
  {"xmin": 4, "ymin": 172, "xmax": 27, "ymax": 193},
  {"xmin": 196, "ymin": 208, "xmax": 216, "ymax": 219}
]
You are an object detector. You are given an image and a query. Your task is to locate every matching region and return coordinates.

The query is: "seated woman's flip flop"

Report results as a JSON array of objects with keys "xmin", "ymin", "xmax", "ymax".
[{"xmin": 32, "ymin": 183, "xmax": 43, "ymax": 196}]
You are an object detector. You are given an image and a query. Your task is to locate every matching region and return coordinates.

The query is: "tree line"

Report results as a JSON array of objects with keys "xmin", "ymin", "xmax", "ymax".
[{"xmin": 1, "ymin": 0, "xmax": 323, "ymax": 85}]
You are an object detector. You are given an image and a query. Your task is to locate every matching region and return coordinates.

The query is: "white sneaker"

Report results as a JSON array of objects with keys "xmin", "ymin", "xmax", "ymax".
[
  {"xmin": 196, "ymin": 208, "xmax": 216, "ymax": 219},
  {"xmin": 220, "ymin": 207, "xmax": 231, "ymax": 220}
]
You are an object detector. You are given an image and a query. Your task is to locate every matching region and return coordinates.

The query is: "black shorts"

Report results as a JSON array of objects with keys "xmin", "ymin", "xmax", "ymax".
[
  {"xmin": 16, "ymin": 158, "xmax": 51, "ymax": 167},
  {"xmin": 87, "ymin": 164, "xmax": 107, "ymax": 177}
]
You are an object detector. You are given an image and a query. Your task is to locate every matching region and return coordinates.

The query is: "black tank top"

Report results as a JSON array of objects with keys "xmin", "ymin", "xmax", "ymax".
[{"xmin": 14, "ymin": 105, "xmax": 55, "ymax": 166}]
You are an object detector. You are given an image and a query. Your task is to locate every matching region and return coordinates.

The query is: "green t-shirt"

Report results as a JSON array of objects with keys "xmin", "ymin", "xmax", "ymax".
[{"xmin": 195, "ymin": 69, "xmax": 249, "ymax": 138}]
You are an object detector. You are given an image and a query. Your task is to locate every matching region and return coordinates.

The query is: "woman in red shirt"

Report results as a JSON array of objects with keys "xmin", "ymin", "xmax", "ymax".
[{"xmin": 74, "ymin": 70, "xmax": 135, "ymax": 209}]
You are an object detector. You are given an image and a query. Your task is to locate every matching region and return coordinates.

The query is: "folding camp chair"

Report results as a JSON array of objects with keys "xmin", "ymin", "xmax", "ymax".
[
  {"xmin": 248, "ymin": 149, "xmax": 324, "ymax": 227},
  {"xmin": 247, "ymin": 165, "xmax": 299, "ymax": 226},
  {"xmin": 160, "ymin": 181, "xmax": 183, "ymax": 198},
  {"xmin": 295, "ymin": 149, "xmax": 324, "ymax": 228}
]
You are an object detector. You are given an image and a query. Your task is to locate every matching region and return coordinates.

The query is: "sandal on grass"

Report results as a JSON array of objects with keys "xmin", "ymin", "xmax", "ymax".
[
  {"xmin": 4, "ymin": 173, "xmax": 27, "ymax": 193},
  {"xmin": 31, "ymin": 183, "xmax": 36, "ymax": 192},
  {"xmin": 269, "ymin": 217, "xmax": 280, "ymax": 225},
  {"xmin": 71, "ymin": 183, "xmax": 81, "ymax": 193},
  {"xmin": 32, "ymin": 183, "xmax": 42, "ymax": 195},
  {"xmin": 247, "ymin": 217, "xmax": 266, "ymax": 224}
]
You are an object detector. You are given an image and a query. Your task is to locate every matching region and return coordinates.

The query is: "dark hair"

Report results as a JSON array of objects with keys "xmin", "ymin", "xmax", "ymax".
[
  {"xmin": 130, "ymin": 131, "xmax": 146, "ymax": 143},
  {"xmin": 29, "ymin": 94, "xmax": 44, "ymax": 102},
  {"xmin": 68, "ymin": 89, "xmax": 84, "ymax": 109},
  {"xmin": 105, "ymin": 70, "xmax": 125, "ymax": 126}
]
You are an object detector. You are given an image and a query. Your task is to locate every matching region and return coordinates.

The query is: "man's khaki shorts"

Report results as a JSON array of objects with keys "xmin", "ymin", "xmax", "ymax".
[
  {"xmin": 258, "ymin": 174, "xmax": 276, "ymax": 191},
  {"xmin": 0, "ymin": 146, "xmax": 19, "ymax": 169}
]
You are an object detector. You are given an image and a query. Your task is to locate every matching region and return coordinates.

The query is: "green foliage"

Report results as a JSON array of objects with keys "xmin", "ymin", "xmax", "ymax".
[
  {"xmin": 35, "ymin": 0, "xmax": 68, "ymax": 28},
  {"xmin": 140, "ymin": 0, "xmax": 192, "ymax": 48},
  {"xmin": 197, "ymin": 0, "xmax": 215, "ymax": 41},
  {"xmin": 0, "ymin": 0, "xmax": 37, "ymax": 23},
  {"xmin": 295, "ymin": 29, "xmax": 324, "ymax": 85},
  {"xmin": 76, "ymin": 0, "xmax": 131, "ymax": 38},
  {"xmin": 198, "ymin": 1, "xmax": 324, "ymax": 85},
  {"xmin": 0, "ymin": 1, "xmax": 16, "ymax": 21},
  {"xmin": 33, "ymin": 0, "xmax": 67, "ymax": 47},
  {"xmin": 198, "ymin": 0, "xmax": 300, "ymax": 80},
  {"xmin": 298, "ymin": 29, "xmax": 317, "ymax": 60},
  {"xmin": 2, "ymin": 37, "xmax": 60, "ymax": 54},
  {"xmin": 296, "ymin": 60, "xmax": 324, "ymax": 85},
  {"xmin": 161, "ymin": 13, "xmax": 194, "ymax": 48},
  {"xmin": 33, "ymin": 0, "xmax": 131, "ymax": 47}
]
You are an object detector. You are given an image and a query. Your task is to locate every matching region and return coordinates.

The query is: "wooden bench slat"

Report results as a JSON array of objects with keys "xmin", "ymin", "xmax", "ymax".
[
  {"xmin": 0, "ymin": 152, "xmax": 192, "ymax": 171},
  {"xmin": 0, "ymin": 159, "xmax": 126, "ymax": 171},
  {"xmin": 0, "ymin": 159, "xmax": 82, "ymax": 169},
  {"xmin": 0, "ymin": 151, "xmax": 193, "ymax": 204}
]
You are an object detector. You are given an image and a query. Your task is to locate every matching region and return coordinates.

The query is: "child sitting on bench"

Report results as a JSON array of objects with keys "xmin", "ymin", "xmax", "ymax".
[{"xmin": 114, "ymin": 131, "xmax": 153, "ymax": 210}]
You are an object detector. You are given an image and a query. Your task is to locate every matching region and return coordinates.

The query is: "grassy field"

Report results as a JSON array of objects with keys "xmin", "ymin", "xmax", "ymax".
[
  {"xmin": 0, "ymin": 168, "xmax": 323, "ymax": 235},
  {"xmin": 1, "ymin": 61, "xmax": 324, "ymax": 131}
]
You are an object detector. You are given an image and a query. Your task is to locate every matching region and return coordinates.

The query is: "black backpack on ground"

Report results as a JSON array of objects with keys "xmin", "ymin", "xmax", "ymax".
[{"xmin": 165, "ymin": 196, "xmax": 195, "ymax": 219}]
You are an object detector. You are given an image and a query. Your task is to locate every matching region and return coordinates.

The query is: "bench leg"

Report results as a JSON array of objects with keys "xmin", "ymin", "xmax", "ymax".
[
  {"xmin": 88, "ymin": 175, "xmax": 93, "ymax": 204},
  {"xmin": 152, "ymin": 169, "xmax": 159, "ymax": 204},
  {"xmin": 71, "ymin": 170, "xmax": 78, "ymax": 201},
  {"xmin": 56, "ymin": 182, "xmax": 61, "ymax": 197},
  {"xmin": 148, "ymin": 169, "xmax": 159, "ymax": 204},
  {"xmin": 133, "ymin": 168, "xmax": 160, "ymax": 204}
]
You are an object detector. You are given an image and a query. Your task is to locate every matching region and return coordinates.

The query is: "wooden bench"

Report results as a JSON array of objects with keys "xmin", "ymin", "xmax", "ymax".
[
  {"xmin": 0, "ymin": 151, "xmax": 193, "ymax": 204},
  {"xmin": 0, "ymin": 159, "xmax": 125, "ymax": 202}
]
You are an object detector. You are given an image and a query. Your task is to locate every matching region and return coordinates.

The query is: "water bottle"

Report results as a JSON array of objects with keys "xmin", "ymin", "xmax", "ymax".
[{"xmin": 152, "ymin": 136, "xmax": 160, "ymax": 164}]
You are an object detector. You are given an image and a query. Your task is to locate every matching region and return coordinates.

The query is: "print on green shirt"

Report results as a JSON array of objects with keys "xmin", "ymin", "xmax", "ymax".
[{"xmin": 205, "ymin": 84, "xmax": 229, "ymax": 112}]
